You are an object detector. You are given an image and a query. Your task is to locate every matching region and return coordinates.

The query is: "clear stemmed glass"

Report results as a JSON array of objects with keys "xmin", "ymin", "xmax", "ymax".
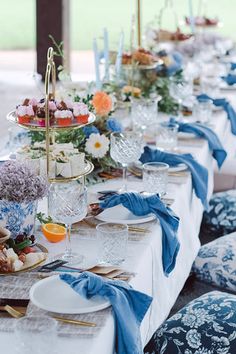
[
  {"xmin": 169, "ymin": 78, "xmax": 193, "ymax": 119},
  {"xmin": 49, "ymin": 181, "xmax": 87, "ymax": 265},
  {"xmin": 110, "ymin": 131, "xmax": 143, "ymax": 191}
]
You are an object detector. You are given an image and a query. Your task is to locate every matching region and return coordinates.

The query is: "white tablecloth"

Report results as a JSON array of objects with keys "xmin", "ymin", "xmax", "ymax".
[
  {"xmin": 2, "ymin": 89, "xmax": 236, "ymax": 354},
  {"xmin": 2, "ymin": 138, "xmax": 213, "ymax": 354}
]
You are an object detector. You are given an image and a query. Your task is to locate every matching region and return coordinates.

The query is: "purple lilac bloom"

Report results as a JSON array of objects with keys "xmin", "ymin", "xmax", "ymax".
[{"xmin": 0, "ymin": 160, "xmax": 48, "ymax": 203}]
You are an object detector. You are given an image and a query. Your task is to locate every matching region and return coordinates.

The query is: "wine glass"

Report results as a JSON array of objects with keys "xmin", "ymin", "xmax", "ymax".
[
  {"xmin": 110, "ymin": 131, "xmax": 143, "ymax": 191},
  {"xmin": 49, "ymin": 181, "xmax": 87, "ymax": 264}
]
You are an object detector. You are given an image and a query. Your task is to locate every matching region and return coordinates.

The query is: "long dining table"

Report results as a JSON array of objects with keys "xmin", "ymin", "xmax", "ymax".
[{"xmin": 1, "ymin": 88, "xmax": 236, "ymax": 354}]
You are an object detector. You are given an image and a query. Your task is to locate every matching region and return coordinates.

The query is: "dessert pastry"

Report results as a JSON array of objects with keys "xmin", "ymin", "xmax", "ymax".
[
  {"xmin": 16, "ymin": 142, "xmax": 85, "ymax": 178},
  {"xmin": 54, "ymin": 109, "xmax": 73, "ymax": 126},
  {"xmin": 29, "ymin": 98, "xmax": 38, "ymax": 113},
  {"xmin": 16, "ymin": 98, "xmax": 35, "ymax": 124},
  {"xmin": 122, "ymin": 52, "xmax": 132, "ymax": 65},
  {"xmin": 36, "ymin": 99, "xmax": 57, "ymax": 126},
  {"xmin": 73, "ymin": 102, "xmax": 90, "ymax": 124},
  {"xmin": 158, "ymin": 28, "xmax": 192, "ymax": 42},
  {"xmin": 171, "ymin": 28, "xmax": 192, "ymax": 41},
  {"xmin": 57, "ymin": 99, "xmax": 73, "ymax": 110},
  {"xmin": 185, "ymin": 16, "xmax": 218, "ymax": 27},
  {"xmin": 121, "ymin": 49, "xmax": 158, "ymax": 66},
  {"xmin": 15, "ymin": 97, "xmax": 92, "ymax": 128},
  {"xmin": 70, "ymin": 152, "xmax": 85, "ymax": 176},
  {"xmin": 132, "ymin": 48, "xmax": 156, "ymax": 65}
]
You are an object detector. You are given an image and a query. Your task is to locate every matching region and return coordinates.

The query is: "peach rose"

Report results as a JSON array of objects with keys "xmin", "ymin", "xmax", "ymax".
[{"xmin": 92, "ymin": 91, "xmax": 112, "ymax": 116}]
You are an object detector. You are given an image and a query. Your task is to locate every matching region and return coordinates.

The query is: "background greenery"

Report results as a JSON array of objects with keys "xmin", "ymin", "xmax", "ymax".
[{"xmin": 0, "ymin": 0, "xmax": 235, "ymax": 50}]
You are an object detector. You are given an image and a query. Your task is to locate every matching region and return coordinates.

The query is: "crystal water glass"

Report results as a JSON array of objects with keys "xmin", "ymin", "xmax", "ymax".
[
  {"xmin": 131, "ymin": 96, "xmax": 158, "ymax": 132},
  {"xmin": 169, "ymin": 78, "xmax": 193, "ymax": 119},
  {"xmin": 200, "ymin": 76, "xmax": 221, "ymax": 98},
  {"xmin": 49, "ymin": 181, "xmax": 87, "ymax": 264},
  {"xmin": 14, "ymin": 316, "xmax": 57, "ymax": 354},
  {"xmin": 193, "ymin": 100, "xmax": 213, "ymax": 124},
  {"xmin": 110, "ymin": 131, "xmax": 143, "ymax": 190},
  {"xmin": 156, "ymin": 121, "xmax": 179, "ymax": 151},
  {"xmin": 96, "ymin": 223, "xmax": 128, "ymax": 265},
  {"xmin": 143, "ymin": 162, "xmax": 169, "ymax": 197}
]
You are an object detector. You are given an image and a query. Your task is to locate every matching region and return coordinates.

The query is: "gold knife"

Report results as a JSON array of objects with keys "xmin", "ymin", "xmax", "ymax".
[
  {"xmin": 3, "ymin": 305, "xmax": 97, "ymax": 327},
  {"xmin": 51, "ymin": 316, "xmax": 97, "ymax": 327}
]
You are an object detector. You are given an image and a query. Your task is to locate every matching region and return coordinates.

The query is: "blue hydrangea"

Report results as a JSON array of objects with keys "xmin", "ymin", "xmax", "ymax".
[
  {"xmin": 106, "ymin": 118, "xmax": 123, "ymax": 132},
  {"xmin": 82, "ymin": 125, "xmax": 99, "ymax": 138}
]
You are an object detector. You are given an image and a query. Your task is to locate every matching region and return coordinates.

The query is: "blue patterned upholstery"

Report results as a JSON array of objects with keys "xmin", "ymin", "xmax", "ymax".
[
  {"xmin": 201, "ymin": 190, "xmax": 236, "ymax": 239},
  {"xmin": 144, "ymin": 291, "xmax": 236, "ymax": 354},
  {"xmin": 192, "ymin": 232, "xmax": 236, "ymax": 292}
]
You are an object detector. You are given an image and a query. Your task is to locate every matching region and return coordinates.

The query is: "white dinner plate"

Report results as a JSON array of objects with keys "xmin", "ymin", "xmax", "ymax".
[
  {"xmin": 212, "ymin": 105, "xmax": 223, "ymax": 112},
  {"xmin": 30, "ymin": 275, "xmax": 110, "ymax": 314},
  {"xmin": 178, "ymin": 132, "xmax": 196, "ymax": 139},
  {"xmin": 168, "ymin": 163, "xmax": 187, "ymax": 173},
  {"xmin": 96, "ymin": 204, "xmax": 156, "ymax": 224},
  {"xmin": 220, "ymin": 82, "xmax": 236, "ymax": 91}
]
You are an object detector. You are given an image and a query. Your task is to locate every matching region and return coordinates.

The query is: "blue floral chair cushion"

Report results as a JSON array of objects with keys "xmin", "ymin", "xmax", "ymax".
[
  {"xmin": 192, "ymin": 232, "xmax": 236, "ymax": 292},
  {"xmin": 201, "ymin": 190, "xmax": 236, "ymax": 238},
  {"xmin": 144, "ymin": 291, "xmax": 236, "ymax": 354}
]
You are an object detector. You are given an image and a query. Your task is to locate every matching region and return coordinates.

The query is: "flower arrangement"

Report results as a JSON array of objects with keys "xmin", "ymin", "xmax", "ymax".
[
  {"xmin": 92, "ymin": 91, "xmax": 113, "ymax": 116},
  {"xmin": 0, "ymin": 160, "xmax": 48, "ymax": 203},
  {"xmin": 85, "ymin": 133, "xmax": 110, "ymax": 159},
  {"xmin": 79, "ymin": 91, "xmax": 122, "ymax": 170},
  {"xmin": 30, "ymin": 90, "xmax": 122, "ymax": 172}
]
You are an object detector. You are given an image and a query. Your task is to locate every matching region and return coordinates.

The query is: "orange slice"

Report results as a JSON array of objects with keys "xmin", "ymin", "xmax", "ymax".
[{"xmin": 42, "ymin": 223, "xmax": 66, "ymax": 243}]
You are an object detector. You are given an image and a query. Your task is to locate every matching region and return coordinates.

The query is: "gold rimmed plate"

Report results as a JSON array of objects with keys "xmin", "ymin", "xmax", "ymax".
[
  {"xmin": 6, "ymin": 111, "xmax": 96, "ymax": 132},
  {"xmin": 0, "ymin": 243, "xmax": 48, "ymax": 276},
  {"xmin": 49, "ymin": 160, "xmax": 94, "ymax": 183},
  {"xmin": 121, "ymin": 60, "xmax": 163, "ymax": 71}
]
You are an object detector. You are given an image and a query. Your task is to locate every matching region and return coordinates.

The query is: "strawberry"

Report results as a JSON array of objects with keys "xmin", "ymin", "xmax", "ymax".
[{"xmin": 22, "ymin": 246, "xmax": 36, "ymax": 254}]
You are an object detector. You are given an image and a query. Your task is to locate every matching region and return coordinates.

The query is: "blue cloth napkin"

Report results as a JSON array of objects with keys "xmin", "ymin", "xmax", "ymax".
[
  {"xmin": 221, "ymin": 73, "xmax": 236, "ymax": 86},
  {"xmin": 140, "ymin": 146, "xmax": 209, "ymax": 209},
  {"xmin": 230, "ymin": 63, "xmax": 236, "ymax": 71},
  {"xmin": 197, "ymin": 94, "xmax": 236, "ymax": 135},
  {"xmin": 157, "ymin": 51, "xmax": 183, "ymax": 76},
  {"xmin": 166, "ymin": 52, "xmax": 183, "ymax": 76},
  {"xmin": 100, "ymin": 192, "xmax": 180, "ymax": 276},
  {"xmin": 176, "ymin": 121, "xmax": 227, "ymax": 168},
  {"xmin": 60, "ymin": 272, "xmax": 152, "ymax": 354}
]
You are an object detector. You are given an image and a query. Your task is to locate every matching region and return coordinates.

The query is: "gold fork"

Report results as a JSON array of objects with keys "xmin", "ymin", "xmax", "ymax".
[{"xmin": 4, "ymin": 305, "xmax": 96, "ymax": 327}]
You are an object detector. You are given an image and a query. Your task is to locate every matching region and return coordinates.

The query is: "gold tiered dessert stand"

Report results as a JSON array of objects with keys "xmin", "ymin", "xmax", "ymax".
[{"xmin": 7, "ymin": 47, "xmax": 95, "ymax": 183}]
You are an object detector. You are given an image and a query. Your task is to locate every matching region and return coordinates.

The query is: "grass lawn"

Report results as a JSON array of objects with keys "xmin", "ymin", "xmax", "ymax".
[{"xmin": 0, "ymin": 0, "xmax": 235, "ymax": 51}]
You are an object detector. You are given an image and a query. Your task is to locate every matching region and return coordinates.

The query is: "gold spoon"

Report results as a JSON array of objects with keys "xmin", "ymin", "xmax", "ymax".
[{"xmin": 4, "ymin": 305, "xmax": 96, "ymax": 327}]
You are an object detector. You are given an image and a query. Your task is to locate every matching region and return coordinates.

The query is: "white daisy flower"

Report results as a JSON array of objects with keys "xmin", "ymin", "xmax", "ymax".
[{"xmin": 85, "ymin": 133, "xmax": 110, "ymax": 159}]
